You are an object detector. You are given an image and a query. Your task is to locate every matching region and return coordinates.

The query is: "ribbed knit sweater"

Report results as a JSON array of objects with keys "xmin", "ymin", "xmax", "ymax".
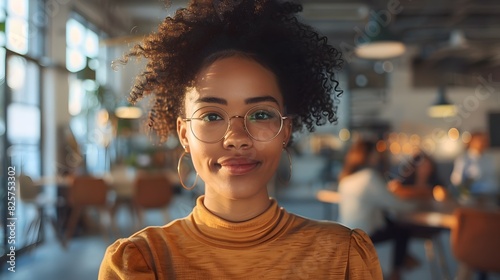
[{"xmin": 99, "ymin": 196, "xmax": 382, "ymax": 279}]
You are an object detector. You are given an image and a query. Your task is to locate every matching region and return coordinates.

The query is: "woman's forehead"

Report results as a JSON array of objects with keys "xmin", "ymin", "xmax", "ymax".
[
  {"xmin": 187, "ymin": 56, "xmax": 283, "ymax": 104},
  {"xmin": 196, "ymin": 56, "xmax": 278, "ymax": 85}
]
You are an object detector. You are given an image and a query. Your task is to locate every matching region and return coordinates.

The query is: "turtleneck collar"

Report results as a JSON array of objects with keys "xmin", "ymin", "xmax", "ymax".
[{"xmin": 184, "ymin": 195, "xmax": 294, "ymax": 249}]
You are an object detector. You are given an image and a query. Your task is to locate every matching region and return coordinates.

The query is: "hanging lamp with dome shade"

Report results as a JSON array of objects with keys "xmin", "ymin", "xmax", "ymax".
[
  {"xmin": 428, "ymin": 86, "xmax": 457, "ymax": 118},
  {"xmin": 354, "ymin": 13, "xmax": 406, "ymax": 60}
]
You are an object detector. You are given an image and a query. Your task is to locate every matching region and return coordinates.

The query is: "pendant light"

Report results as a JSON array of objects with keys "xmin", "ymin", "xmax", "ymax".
[
  {"xmin": 354, "ymin": 15, "xmax": 406, "ymax": 60},
  {"xmin": 428, "ymin": 86, "xmax": 457, "ymax": 118}
]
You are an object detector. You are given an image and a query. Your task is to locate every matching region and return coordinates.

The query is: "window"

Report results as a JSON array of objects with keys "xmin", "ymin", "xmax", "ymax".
[
  {"xmin": 6, "ymin": 0, "xmax": 29, "ymax": 54},
  {"xmin": 2, "ymin": 0, "xmax": 45, "ymax": 57},
  {"xmin": 1, "ymin": 0, "xmax": 45, "ymax": 256},
  {"xmin": 66, "ymin": 14, "xmax": 109, "ymax": 175},
  {"xmin": 66, "ymin": 17, "xmax": 99, "ymax": 73}
]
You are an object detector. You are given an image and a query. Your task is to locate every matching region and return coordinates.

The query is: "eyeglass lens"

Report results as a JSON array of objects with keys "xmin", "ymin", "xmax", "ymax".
[{"xmin": 189, "ymin": 106, "xmax": 284, "ymax": 143}]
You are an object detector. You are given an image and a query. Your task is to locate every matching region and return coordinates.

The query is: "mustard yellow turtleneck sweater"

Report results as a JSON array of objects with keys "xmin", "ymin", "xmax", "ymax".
[{"xmin": 99, "ymin": 196, "xmax": 382, "ymax": 279}]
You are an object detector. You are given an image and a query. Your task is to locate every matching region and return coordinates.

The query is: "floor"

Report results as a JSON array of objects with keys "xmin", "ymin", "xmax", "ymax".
[{"xmin": 2, "ymin": 189, "xmax": 499, "ymax": 280}]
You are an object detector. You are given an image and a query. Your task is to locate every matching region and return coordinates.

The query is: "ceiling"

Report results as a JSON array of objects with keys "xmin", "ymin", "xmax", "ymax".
[
  {"xmin": 98, "ymin": 0, "xmax": 500, "ymax": 129},
  {"xmin": 104, "ymin": 0, "xmax": 500, "ymax": 80}
]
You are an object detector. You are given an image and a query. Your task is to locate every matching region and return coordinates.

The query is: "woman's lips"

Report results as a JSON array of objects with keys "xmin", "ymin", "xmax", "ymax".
[{"xmin": 217, "ymin": 158, "xmax": 260, "ymax": 175}]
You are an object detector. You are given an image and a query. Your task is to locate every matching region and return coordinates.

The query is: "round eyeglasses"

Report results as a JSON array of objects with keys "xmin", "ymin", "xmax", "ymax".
[{"xmin": 183, "ymin": 105, "xmax": 289, "ymax": 143}]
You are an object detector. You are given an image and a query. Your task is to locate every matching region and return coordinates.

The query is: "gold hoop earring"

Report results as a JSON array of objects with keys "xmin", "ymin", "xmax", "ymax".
[
  {"xmin": 177, "ymin": 151, "xmax": 199, "ymax": 190},
  {"xmin": 279, "ymin": 147, "xmax": 292, "ymax": 185}
]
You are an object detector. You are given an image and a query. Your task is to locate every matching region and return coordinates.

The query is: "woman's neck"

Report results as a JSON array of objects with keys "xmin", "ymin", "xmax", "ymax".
[{"xmin": 203, "ymin": 187, "xmax": 271, "ymax": 222}]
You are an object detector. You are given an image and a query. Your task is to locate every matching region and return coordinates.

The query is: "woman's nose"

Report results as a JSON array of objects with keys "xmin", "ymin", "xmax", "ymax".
[{"xmin": 222, "ymin": 116, "xmax": 252, "ymax": 150}]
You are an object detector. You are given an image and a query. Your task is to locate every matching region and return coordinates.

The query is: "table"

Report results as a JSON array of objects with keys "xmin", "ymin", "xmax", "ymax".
[
  {"xmin": 399, "ymin": 195, "xmax": 499, "ymax": 229},
  {"xmin": 398, "ymin": 199, "xmax": 458, "ymax": 229}
]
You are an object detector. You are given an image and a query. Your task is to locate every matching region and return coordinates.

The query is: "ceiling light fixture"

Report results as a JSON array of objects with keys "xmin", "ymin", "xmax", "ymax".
[
  {"xmin": 354, "ymin": 14, "xmax": 406, "ymax": 60},
  {"xmin": 428, "ymin": 86, "xmax": 457, "ymax": 118}
]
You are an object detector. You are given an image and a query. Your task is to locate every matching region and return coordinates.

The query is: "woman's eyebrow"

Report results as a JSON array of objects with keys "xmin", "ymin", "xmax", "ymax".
[
  {"xmin": 245, "ymin": 96, "xmax": 279, "ymax": 105},
  {"xmin": 195, "ymin": 97, "xmax": 227, "ymax": 105}
]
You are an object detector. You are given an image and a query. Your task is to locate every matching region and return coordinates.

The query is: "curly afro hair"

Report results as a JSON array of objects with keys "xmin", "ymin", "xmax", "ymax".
[{"xmin": 123, "ymin": 0, "xmax": 343, "ymax": 143}]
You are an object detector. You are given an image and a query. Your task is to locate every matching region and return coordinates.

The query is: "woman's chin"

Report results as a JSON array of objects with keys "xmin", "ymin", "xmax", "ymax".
[{"xmin": 207, "ymin": 179, "xmax": 269, "ymax": 200}]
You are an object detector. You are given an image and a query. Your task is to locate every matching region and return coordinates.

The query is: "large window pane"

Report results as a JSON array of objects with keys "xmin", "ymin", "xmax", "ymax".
[
  {"xmin": 66, "ymin": 18, "xmax": 85, "ymax": 48},
  {"xmin": 85, "ymin": 29, "xmax": 99, "ymax": 58},
  {"xmin": 6, "ymin": 17, "xmax": 28, "ymax": 54},
  {"xmin": 68, "ymin": 78, "xmax": 84, "ymax": 115},
  {"xmin": 7, "ymin": 55, "xmax": 39, "ymax": 105},
  {"xmin": 7, "ymin": 103, "xmax": 40, "ymax": 144},
  {"xmin": 66, "ymin": 47, "xmax": 86, "ymax": 72},
  {"xmin": 7, "ymin": 55, "xmax": 25, "ymax": 91},
  {"xmin": 7, "ymin": 144, "xmax": 40, "ymax": 177},
  {"xmin": 7, "ymin": 0, "xmax": 28, "ymax": 19}
]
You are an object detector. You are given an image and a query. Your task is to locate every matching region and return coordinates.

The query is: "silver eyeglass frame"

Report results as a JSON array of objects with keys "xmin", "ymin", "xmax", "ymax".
[{"xmin": 182, "ymin": 105, "xmax": 290, "ymax": 143}]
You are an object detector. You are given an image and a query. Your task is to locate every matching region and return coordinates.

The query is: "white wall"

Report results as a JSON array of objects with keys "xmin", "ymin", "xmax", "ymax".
[{"xmin": 382, "ymin": 53, "xmax": 500, "ymax": 134}]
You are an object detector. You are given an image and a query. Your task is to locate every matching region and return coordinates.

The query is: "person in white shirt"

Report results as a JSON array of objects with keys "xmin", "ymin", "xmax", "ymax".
[
  {"xmin": 338, "ymin": 139, "xmax": 415, "ymax": 280},
  {"xmin": 450, "ymin": 132, "xmax": 499, "ymax": 195}
]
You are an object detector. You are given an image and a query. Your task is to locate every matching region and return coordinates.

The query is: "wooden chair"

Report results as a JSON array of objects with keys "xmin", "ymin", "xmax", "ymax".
[
  {"xmin": 18, "ymin": 174, "xmax": 42, "ymax": 202},
  {"xmin": 451, "ymin": 207, "xmax": 500, "ymax": 280},
  {"xmin": 133, "ymin": 173, "xmax": 173, "ymax": 229},
  {"xmin": 64, "ymin": 175, "xmax": 113, "ymax": 246},
  {"xmin": 18, "ymin": 174, "xmax": 45, "ymax": 246}
]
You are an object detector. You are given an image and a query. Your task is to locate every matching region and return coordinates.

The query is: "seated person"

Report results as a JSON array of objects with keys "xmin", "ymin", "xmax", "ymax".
[
  {"xmin": 389, "ymin": 151, "xmax": 442, "ymax": 200},
  {"xmin": 338, "ymin": 139, "xmax": 416, "ymax": 280},
  {"xmin": 450, "ymin": 132, "xmax": 499, "ymax": 196}
]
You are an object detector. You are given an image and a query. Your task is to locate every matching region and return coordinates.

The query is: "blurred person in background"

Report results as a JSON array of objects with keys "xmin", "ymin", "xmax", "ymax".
[
  {"xmin": 389, "ymin": 151, "xmax": 442, "ymax": 200},
  {"xmin": 450, "ymin": 132, "xmax": 499, "ymax": 197},
  {"xmin": 339, "ymin": 139, "xmax": 416, "ymax": 280}
]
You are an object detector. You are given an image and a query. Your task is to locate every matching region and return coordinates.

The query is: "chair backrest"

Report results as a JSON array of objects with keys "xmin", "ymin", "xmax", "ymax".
[
  {"xmin": 18, "ymin": 174, "xmax": 41, "ymax": 202},
  {"xmin": 70, "ymin": 175, "xmax": 108, "ymax": 206},
  {"xmin": 451, "ymin": 207, "xmax": 500, "ymax": 272},
  {"xmin": 134, "ymin": 174, "xmax": 173, "ymax": 208}
]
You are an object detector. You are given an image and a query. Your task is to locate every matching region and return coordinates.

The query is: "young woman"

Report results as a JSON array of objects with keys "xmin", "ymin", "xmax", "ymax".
[
  {"xmin": 389, "ymin": 151, "xmax": 442, "ymax": 199},
  {"xmin": 338, "ymin": 140, "xmax": 415, "ymax": 280},
  {"xmin": 99, "ymin": 1, "xmax": 382, "ymax": 279}
]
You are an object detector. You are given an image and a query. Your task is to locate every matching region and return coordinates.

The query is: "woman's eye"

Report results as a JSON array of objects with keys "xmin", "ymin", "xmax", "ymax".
[
  {"xmin": 201, "ymin": 113, "xmax": 223, "ymax": 122},
  {"xmin": 249, "ymin": 110, "xmax": 275, "ymax": 121}
]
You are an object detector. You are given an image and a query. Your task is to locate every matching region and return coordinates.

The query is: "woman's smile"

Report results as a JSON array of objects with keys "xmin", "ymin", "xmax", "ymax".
[{"xmin": 216, "ymin": 157, "xmax": 261, "ymax": 175}]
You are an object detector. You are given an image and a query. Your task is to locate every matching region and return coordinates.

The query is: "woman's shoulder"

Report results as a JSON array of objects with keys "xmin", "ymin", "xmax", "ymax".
[
  {"xmin": 98, "ymin": 218, "xmax": 187, "ymax": 279},
  {"xmin": 130, "ymin": 218, "xmax": 187, "ymax": 244},
  {"xmin": 290, "ymin": 215, "xmax": 378, "ymax": 250},
  {"xmin": 288, "ymin": 215, "xmax": 382, "ymax": 278},
  {"xmin": 107, "ymin": 218, "xmax": 188, "ymax": 256},
  {"xmin": 291, "ymin": 214, "xmax": 355, "ymax": 240}
]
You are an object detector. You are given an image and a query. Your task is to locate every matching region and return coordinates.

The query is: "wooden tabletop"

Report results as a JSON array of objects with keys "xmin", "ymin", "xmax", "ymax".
[
  {"xmin": 316, "ymin": 189, "xmax": 341, "ymax": 204},
  {"xmin": 398, "ymin": 199, "xmax": 458, "ymax": 229}
]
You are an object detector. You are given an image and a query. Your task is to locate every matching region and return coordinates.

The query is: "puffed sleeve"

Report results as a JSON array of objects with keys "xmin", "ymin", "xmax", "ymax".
[
  {"xmin": 346, "ymin": 229, "xmax": 383, "ymax": 280},
  {"xmin": 98, "ymin": 238, "xmax": 156, "ymax": 280}
]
